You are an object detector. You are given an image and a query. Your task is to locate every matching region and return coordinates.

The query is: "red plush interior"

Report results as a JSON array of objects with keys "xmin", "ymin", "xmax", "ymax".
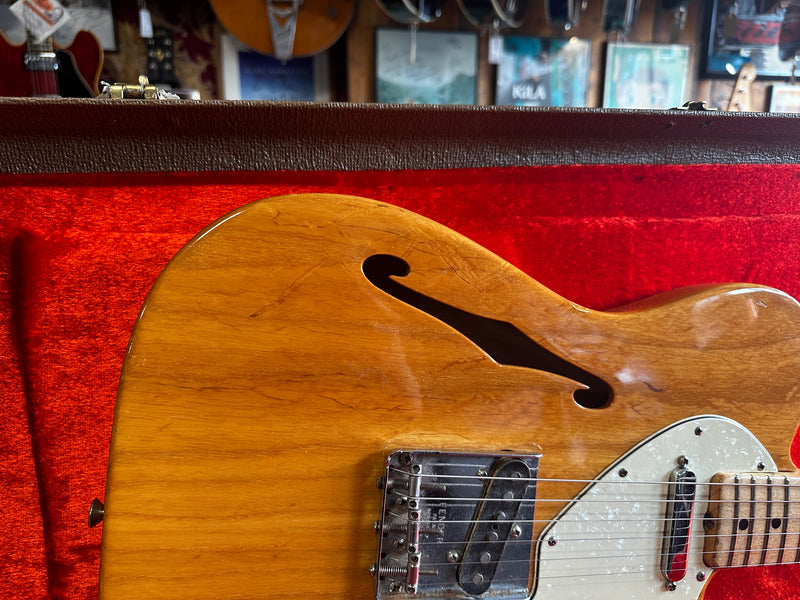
[{"xmin": 2, "ymin": 165, "xmax": 799, "ymax": 600}]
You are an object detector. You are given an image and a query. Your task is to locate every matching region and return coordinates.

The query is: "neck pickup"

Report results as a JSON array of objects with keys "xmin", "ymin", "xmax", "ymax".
[{"xmin": 703, "ymin": 472, "xmax": 800, "ymax": 568}]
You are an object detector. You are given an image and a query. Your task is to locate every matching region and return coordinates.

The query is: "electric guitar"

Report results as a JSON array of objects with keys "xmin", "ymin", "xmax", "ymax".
[
  {"xmin": 96, "ymin": 194, "xmax": 800, "ymax": 600},
  {"xmin": 0, "ymin": 28, "xmax": 101, "ymax": 97}
]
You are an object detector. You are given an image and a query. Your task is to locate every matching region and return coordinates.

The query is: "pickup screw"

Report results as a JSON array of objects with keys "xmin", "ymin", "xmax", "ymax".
[
  {"xmin": 509, "ymin": 525, "xmax": 522, "ymax": 539},
  {"xmin": 697, "ymin": 571, "xmax": 706, "ymax": 582},
  {"xmin": 678, "ymin": 456, "xmax": 689, "ymax": 468},
  {"xmin": 472, "ymin": 573, "xmax": 484, "ymax": 585},
  {"xmin": 447, "ymin": 550, "xmax": 460, "ymax": 563},
  {"xmin": 665, "ymin": 581, "xmax": 677, "ymax": 591}
]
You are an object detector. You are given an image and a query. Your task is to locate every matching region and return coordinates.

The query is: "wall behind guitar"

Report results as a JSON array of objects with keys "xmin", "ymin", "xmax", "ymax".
[
  {"xmin": 40, "ymin": 0, "xmax": 770, "ymax": 108},
  {"xmin": 98, "ymin": 0, "xmax": 220, "ymax": 99}
]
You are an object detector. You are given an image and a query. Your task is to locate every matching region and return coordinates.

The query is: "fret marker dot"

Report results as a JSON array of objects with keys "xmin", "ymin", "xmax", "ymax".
[
  {"xmin": 738, "ymin": 518, "xmax": 749, "ymax": 531},
  {"xmin": 771, "ymin": 518, "xmax": 782, "ymax": 529}
]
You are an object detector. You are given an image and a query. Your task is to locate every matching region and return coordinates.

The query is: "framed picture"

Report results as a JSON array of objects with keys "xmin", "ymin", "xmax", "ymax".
[
  {"xmin": 0, "ymin": 0, "xmax": 116, "ymax": 50},
  {"xmin": 495, "ymin": 37, "xmax": 591, "ymax": 107},
  {"xmin": 375, "ymin": 28, "xmax": 478, "ymax": 105},
  {"xmin": 769, "ymin": 83, "xmax": 800, "ymax": 112},
  {"xmin": 220, "ymin": 34, "xmax": 330, "ymax": 101},
  {"xmin": 701, "ymin": 0, "xmax": 793, "ymax": 78},
  {"xmin": 603, "ymin": 42, "xmax": 690, "ymax": 109}
]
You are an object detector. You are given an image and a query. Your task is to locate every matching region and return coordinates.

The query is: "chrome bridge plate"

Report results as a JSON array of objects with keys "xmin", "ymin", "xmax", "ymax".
[{"xmin": 373, "ymin": 450, "xmax": 540, "ymax": 600}]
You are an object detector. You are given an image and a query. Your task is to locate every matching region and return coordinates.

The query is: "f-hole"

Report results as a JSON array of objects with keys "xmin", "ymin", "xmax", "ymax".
[{"xmin": 361, "ymin": 254, "xmax": 612, "ymax": 409}]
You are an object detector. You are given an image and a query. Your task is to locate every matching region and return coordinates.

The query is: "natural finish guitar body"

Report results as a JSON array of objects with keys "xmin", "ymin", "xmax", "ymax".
[{"xmin": 99, "ymin": 194, "xmax": 800, "ymax": 599}]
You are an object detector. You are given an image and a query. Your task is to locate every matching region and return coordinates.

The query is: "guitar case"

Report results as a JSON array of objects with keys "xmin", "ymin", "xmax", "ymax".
[{"xmin": 1, "ymin": 99, "xmax": 800, "ymax": 600}]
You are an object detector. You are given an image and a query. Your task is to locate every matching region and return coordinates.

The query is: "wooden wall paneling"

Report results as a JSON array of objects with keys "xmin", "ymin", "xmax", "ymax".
[{"xmin": 344, "ymin": 0, "xmax": 774, "ymax": 110}]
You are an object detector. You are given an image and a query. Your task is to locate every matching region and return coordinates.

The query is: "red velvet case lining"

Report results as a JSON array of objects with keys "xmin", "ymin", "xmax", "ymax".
[{"xmin": 1, "ymin": 165, "xmax": 799, "ymax": 599}]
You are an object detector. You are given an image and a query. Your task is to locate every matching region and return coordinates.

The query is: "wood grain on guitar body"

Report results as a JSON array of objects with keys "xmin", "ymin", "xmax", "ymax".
[
  {"xmin": 210, "ymin": 0, "xmax": 354, "ymax": 61},
  {"xmin": 96, "ymin": 194, "xmax": 800, "ymax": 600},
  {"xmin": 0, "ymin": 29, "xmax": 101, "ymax": 97}
]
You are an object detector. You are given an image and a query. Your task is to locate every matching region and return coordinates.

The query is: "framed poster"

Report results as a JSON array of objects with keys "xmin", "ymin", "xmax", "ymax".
[
  {"xmin": 769, "ymin": 83, "xmax": 800, "ymax": 112},
  {"xmin": 603, "ymin": 42, "xmax": 690, "ymax": 109},
  {"xmin": 0, "ymin": 0, "xmax": 116, "ymax": 51},
  {"xmin": 220, "ymin": 34, "xmax": 330, "ymax": 101},
  {"xmin": 375, "ymin": 28, "xmax": 478, "ymax": 105},
  {"xmin": 702, "ymin": 0, "xmax": 793, "ymax": 78},
  {"xmin": 495, "ymin": 37, "xmax": 591, "ymax": 107}
]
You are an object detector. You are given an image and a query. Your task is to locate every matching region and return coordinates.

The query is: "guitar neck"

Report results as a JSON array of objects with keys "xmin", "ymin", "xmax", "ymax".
[
  {"xmin": 23, "ymin": 31, "xmax": 58, "ymax": 96},
  {"xmin": 704, "ymin": 472, "xmax": 800, "ymax": 568}
]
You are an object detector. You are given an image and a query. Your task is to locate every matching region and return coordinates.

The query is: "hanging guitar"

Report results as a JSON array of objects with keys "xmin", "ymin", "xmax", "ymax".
[
  {"xmin": 94, "ymin": 194, "xmax": 800, "ymax": 600},
  {"xmin": 602, "ymin": 0, "xmax": 641, "ymax": 35},
  {"xmin": 458, "ymin": 0, "xmax": 527, "ymax": 30},
  {"xmin": 209, "ymin": 0, "xmax": 354, "ymax": 62},
  {"xmin": 376, "ymin": 0, "xmax": 444, "ymax": 25},
  {"xmin": 545, "ymin": 0, "xmax": 586, "ymax": 32},
  {"xmin": 0, "ymin": 28, "xmax": 102, "ymax": 97}
]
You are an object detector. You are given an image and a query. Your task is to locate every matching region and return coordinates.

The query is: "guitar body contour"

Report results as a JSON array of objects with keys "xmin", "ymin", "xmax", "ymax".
[
  {"xmin": 99, "ymin": 194, "xmax": 800, "ymax": 599},
  {"xmin": 0, "ymin": 29, "xmax": 102, "ymax": 97},
  {"xmin": 210, "ymin": 0, "xmax": 354, "ymax": 58}
]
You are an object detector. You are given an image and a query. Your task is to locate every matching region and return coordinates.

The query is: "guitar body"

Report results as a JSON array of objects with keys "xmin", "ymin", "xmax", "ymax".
[
  {"xmin": 0, "ymin": 29, "xmax": 102, "ymax": 97},
  {"xmin": 99, "ymin": 194, "xmax": 800, "ymax": 599},
  {"xmin": 210, "ymin": 0, "xmax": 354, "ymax": 58}
]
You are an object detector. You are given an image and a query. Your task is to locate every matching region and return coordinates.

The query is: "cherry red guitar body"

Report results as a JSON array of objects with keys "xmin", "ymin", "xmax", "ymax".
[{"xmin": 0, "ymin": 29, "xmax": 102, "ymax": 97}]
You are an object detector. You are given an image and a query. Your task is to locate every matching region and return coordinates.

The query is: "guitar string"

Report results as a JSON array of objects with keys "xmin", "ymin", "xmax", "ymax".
[
  {"xmin": 387, "ymin": 465, "xmax": 800, "ymax": 487},
  {"xmin": 374, "ymin": 553, "xmax": 800, "ymax": 587},
  {"xmin": 411, "ymin": 557, "xmax": 800, "ymax": 587},
  {"xmin": 384, "ymin": 514, "xmax": 800, "ymax": 543},
  {"xmin": 384, "ymin": 502, "xmax": 800, "ymax": 529},
  {"xmin": 377, "ymin": 533, "xmax": 800, "ymax": 582},
  {"xmin": 379, "ymin": 500, "xmax": 800, "ymax": 573},
  {"xmin": 377, "ymin": 467, "xmax": 800, "ymax": 576},
  {"xmin": 410, "ymin": 545, "xmax": 800, "ymax": 570}
]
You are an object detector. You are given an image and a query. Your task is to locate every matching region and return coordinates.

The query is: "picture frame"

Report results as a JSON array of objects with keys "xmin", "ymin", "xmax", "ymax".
[
  {"xmin": 603, "ymin": 42, "xmax": 690, "ymax": 110},
  {"xmin": 769, "ymin": 83, "xmax": 800, "ymax": 112},
  {"xmin": 220, "ymin": 33, "xmax": 330, "ymax": 102},
  {"xmin": 701, "ymin": 0, "xmax": 793, "ymax": 79},
  {"xmin": 495, "ymin": 36, "xmax": 591, "ymax": 107},
  {"xmin": 375, "ymin": 28, "xmax": 478, "ymax": 105},
  {"xmin": 0, "ymin": 0, "xmax": 116, "ymax": 51}
]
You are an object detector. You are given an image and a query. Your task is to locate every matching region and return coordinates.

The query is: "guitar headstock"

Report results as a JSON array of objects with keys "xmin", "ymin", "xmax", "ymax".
[{"xmin": 726, "ymin": 63, "xmax": 757, "ymax": 112}]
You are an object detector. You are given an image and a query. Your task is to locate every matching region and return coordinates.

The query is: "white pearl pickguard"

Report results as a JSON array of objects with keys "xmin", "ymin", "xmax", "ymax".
[{"xmin": 532, "ymin": 415, "xmax": 777, "ymax": 599}]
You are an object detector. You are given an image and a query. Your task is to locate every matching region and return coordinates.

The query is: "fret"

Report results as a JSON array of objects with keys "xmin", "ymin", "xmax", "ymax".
[
  {"xmin": 781, "ymin": 476, "xmax": 791, "ymax": 564},
  {"xmin": 703, "ymin": 472, "xmax": 800, "ymax": 569},
  {"xmin": 760, "ymin": 475, "xmax": 772, "ymax": 566}
]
